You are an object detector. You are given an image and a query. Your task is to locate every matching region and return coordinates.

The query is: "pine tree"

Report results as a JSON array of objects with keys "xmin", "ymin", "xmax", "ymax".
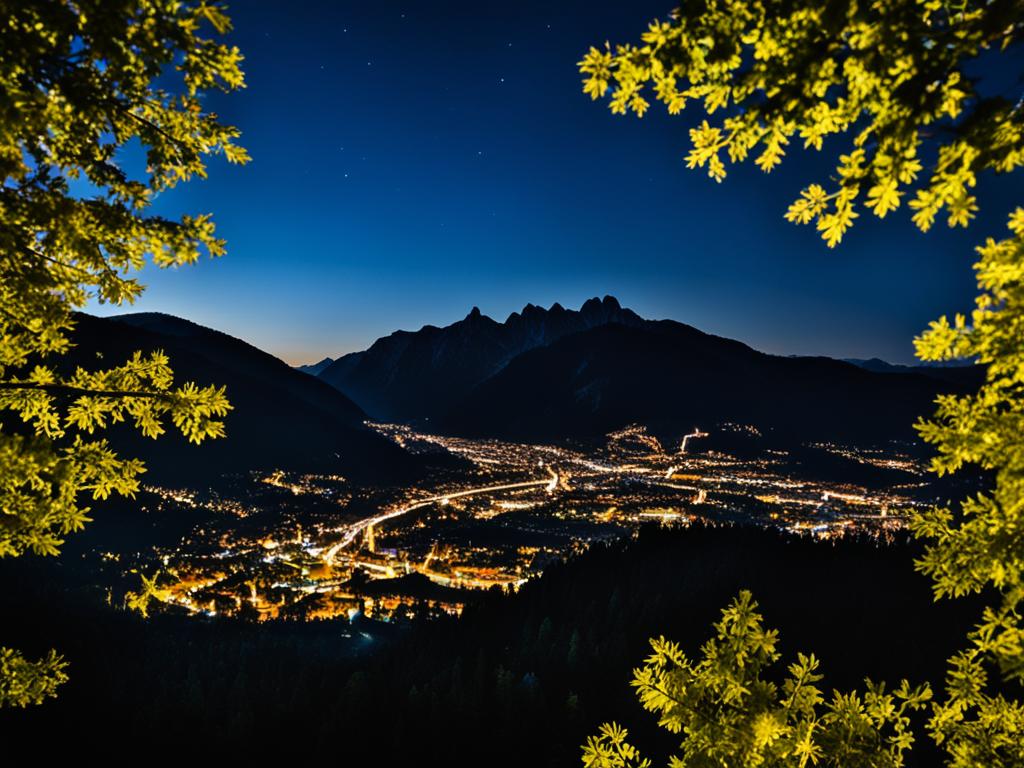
[
  {"xmin": 0, "ymin": 1, "xmax": 248, "ymax": 706},
  {"xmin": 579, "ymin": 1, "xmax": 1024, "ymax": 765}
]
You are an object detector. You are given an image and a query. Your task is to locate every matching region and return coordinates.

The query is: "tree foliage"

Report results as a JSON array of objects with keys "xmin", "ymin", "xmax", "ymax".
[
  {"xmin": 580, "ymin": 1, "xmax": 1024, "ymax": 766},
  {"xmin": 579, "ymin": 0, "xmax": 1024, "ymax": 246},
  {"xmin": 0, "ymin": 0, "xmax": 247, "ymax": 706},
  {"xmin": 911, "ymin": 209, "xmax": 1024, "ymax": 766},
  {"xmin": 582, "ymin": 592, "xmax": 930, "ymax": 768},
  {"xmin": 0, "ymin": 646, "xmax": 67, "ymax": 708}
]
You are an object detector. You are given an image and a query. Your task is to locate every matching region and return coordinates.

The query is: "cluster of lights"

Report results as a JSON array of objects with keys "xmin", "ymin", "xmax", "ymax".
[{"xmin": 118, "ymin": 422, "xmax": 931, "ymax": 623}]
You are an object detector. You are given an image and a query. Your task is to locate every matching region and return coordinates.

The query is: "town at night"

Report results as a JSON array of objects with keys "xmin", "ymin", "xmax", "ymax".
[
  {"xmin": 113, "ymin": 422, "xmax": 927, "ymax": 625},
  {"xmin": 2, "ymin": 1, "xmax": 1022, "ymax": 764}
]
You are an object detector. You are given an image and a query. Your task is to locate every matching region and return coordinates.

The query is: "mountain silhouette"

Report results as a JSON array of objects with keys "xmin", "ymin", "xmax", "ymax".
[
  {"xmin": 439, "ymin": 320, "xmax": 967, "ymax": 444},
  {"xmin": 62, "ymin": 313, "xmax": 431, "ymax": 483},
  {"xmin": 317, "ymin": 296, "xmax": 642, "ymax": 420},
  {"xmin": 843, "ymin": 357, "xmax": 982, "ymax": 386},
  {"xmin": 311, "ymin": 297, "xmax": 973, "ymax": 444},
  {"xmin": 296, "ymin": 356, "xmax": 335, "ymax": 376}
]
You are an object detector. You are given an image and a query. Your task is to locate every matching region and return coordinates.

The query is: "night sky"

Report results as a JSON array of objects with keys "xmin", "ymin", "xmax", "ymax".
[{"xmin": 89, "ymin": 0, "xmax": 1022, "ymax": 365}]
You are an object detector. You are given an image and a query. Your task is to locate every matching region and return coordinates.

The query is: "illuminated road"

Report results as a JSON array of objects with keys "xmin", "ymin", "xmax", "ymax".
[
  {"xmin": 680, "ymin": 427, "xmax": 708, "ymax": 453},
  {"xmin": 414, "ymin": 565, "xmax": 527, "ymax": 590},
  {"xmin": 322, "ymin": 469, "xmax": 559, "ymax": 565}
]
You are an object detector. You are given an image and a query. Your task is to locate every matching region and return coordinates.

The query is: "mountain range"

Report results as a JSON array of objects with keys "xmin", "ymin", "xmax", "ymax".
[
  {"xmin": 59, "ymin": 298, "xmax": 981, "ymax": 486},
  {"xmin": 842, "ymin": 356, "xmax": 982, "ymax": 385},
  {"xmin": 316, "ymin": 296, "xmax": 645, "ymax": 421},
  {"xmin": 308, "ymin": 297, "xmax": 981, "ymax": 445}
]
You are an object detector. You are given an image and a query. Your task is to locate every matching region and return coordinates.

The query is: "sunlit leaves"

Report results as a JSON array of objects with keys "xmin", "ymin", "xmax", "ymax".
[
  {"xmin": 785, "ymin": 184, "xmax": 830, "ymax": 225},
  {"xmin": 904, "ymin": 207, "xmax": 1024, "ymax": 766},
  {"xmin": 0, "ymin": 648, "xmax": 68, "ymax": 708},
  {"xmin": 579, "ymin": 47, "xmax": 614, "ymax": 101},
  {"xmin": 1, "ymin": 432, "xmax": 88, "ymax": 558},
  {"xmin": 124, "ymin": 571, "xmax": 167, "ymax": 620},
  {"xmin": 580, "ymin": 0, "xmax": 1024, "ymax": 247},
  {"xmin": 754, "ymin": 124, "xmax": 789, "ymax": 173},
  {"xmin": 0, "ymin": 341, "xmax": 233, "ymax": 563},
  {"xmin": 583, "ymin": 3, "xmax": 1024, "ymax": 766},
  {"xmin": 687, "ymin": 121, "xmax": 727, "ymax": 182},
  {"xmin": 582, "ymin": 723, "xmax": 651, "ymax": 768},
  {"xmin": 583, "ymin": 592, "xmax": 929, "ymax": 768},
  {"xmin": 816, "ymin": 191, "xmax": 860, "ymax": 249},
  {"xmin": 0, "ymin": 0, "xmax": 246, "ymax": 707},
  {"xmin": 867, "ymin": 179, "xmax": 902, "ymax": 218},
  {"xmin": 0, "ymin": 0, "xmax": 250, "ymax": 375}
]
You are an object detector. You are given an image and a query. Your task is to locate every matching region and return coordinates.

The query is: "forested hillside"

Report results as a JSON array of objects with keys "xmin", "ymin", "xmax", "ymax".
[{"xmin": 0, "ymin": 525, "xmax": 975, "ymax": 764}]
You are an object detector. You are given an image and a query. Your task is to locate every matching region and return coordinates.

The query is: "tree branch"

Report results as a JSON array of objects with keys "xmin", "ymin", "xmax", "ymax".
[
  {"xmin": 15, "ymin": 245, "xmax": 97, "ymax": 281},
  {"xmin": 110, "ymin": 103, "xmax": 193, "ymax": 159},
  {"xmin": 0, "ymin": 381, "xmax": 172, "ymax": 400}
]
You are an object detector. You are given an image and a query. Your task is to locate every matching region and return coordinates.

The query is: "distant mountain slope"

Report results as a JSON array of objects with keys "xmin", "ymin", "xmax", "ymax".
[
  {"xmin": 843, "ymin": 357, "xmax": 983, "ymax": 387},
  {"xmin": 317, "ymin": 296, "xmax": 644, "ymax": 420},
  {"xmin": 62, "ymin": 313, "xmax": 426, "ymax": 483},
  {"xmin": 296, "ymin": 357, "xmax": 334, "ymax": 376},
  {"xmin": 440, "ymin": 321, "xmax": 966, "ymax": 445}
]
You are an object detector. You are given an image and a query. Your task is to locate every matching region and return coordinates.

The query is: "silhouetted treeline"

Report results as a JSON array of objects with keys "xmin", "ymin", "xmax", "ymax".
[{"xmin": 0, "ymin": 525, "xmax": 977, "ymax": 764}]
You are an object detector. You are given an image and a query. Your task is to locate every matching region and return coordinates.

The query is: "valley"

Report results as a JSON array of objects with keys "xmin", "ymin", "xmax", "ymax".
[
  {"xmin": 45, "ymin": 301, "xmax": 977, "ymax": 630},
  {"xmin": 109, "ymin": 421, "xmax": 933, "ymax": 624}
]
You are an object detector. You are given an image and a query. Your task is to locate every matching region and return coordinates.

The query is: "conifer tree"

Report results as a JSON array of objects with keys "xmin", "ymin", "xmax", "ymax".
[
  {"xmin": 579, "ymin": 1, "xmax": 1024, "ymax": 765},
  {"xmin": 0, "ymin": 0, "xmax": 248, "ymax": 706}
]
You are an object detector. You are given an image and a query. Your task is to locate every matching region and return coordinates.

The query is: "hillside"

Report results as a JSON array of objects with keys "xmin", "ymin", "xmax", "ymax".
[
  {"xmin": 0, "ymin": 524, "xmax": 974, "ymax": 764},
  {"xmin": 60, "ymin": 313, "xmax": 430, "ymax": 483},
  {"xmin": 440, "ymin": 320, "xmax": 961, "ymax": 445}
]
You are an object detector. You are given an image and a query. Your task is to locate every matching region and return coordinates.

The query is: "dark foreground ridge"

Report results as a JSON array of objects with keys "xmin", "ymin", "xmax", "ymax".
[{"xmin": 0, "ymin": 524, "xmax": 975, "ymax": 764}]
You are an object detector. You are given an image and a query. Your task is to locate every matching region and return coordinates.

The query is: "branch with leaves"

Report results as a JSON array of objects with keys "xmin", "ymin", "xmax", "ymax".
[
  {"xmin": 579, "ymin": 0, "xmax": 1024, "ymax": 247},
  {"xmin": 910, "ymin": 210, "xmax": 1024, "ymax": 767},
  {"xmin": 0, "ymin": 647, "xmax": 68, "ymax": 709},
  {"xmin": 0, "ymin": 349, "xmax": 230, "ymax": 560},
  {"xmin": 582, "ymin": 592, "xmax": 930, "ymax": 768},
  {"xmin": 580, "ymin": 2, "xmax": 1024, "ymax": 766},
  {"xmin": 0, "ymin": 0, "xmax": 248, "ymax": 707}
]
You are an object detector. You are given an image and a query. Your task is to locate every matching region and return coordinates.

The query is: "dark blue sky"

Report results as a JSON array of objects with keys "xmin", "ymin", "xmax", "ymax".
[{"xmin": 90, "ymin": 0, "xmax": 1021, "ymax": 365}]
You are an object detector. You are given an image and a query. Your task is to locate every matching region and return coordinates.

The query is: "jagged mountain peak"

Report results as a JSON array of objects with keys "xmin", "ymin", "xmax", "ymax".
[
  {"xmin": 580, "ymin": 295, "xmax": 621, "ymax": 313},
  {"xmin": 317, "ymin": 296, "xmax": 647, "ymax": 420}
]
